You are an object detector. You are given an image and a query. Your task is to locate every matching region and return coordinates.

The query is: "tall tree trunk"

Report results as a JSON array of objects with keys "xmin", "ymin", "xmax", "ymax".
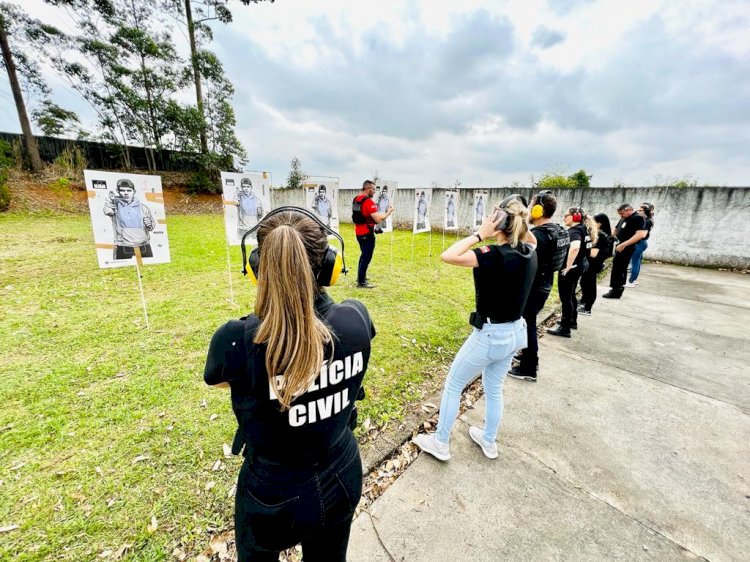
[
  {"xmin": 0, "ymin": 21, "xmax": 43, "ymax": 172},
  {"xmin": 184, "ymin": 0, "xmax": 208, "ymax": 155}
]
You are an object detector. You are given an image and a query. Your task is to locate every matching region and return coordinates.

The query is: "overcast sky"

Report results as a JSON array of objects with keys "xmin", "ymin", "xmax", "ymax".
[{"xmin": 5, "ymin": 0, "xmax": 750, "ymax": 187}]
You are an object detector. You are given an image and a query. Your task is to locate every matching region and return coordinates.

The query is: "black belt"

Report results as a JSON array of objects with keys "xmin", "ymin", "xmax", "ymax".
[{"xmin": 469, "ymin": 311, "xmax": 512, "ymax": 328}]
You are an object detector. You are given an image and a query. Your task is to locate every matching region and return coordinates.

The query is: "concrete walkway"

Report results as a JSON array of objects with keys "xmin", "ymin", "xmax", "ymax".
[{"xmin": 348, "ymin": 264, "xmax": 750, "ymax": 561}]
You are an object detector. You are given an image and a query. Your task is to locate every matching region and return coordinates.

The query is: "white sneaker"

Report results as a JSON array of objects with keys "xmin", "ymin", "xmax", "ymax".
[
  {"xmin": 625, "ymin": 281, "xmax": 638, "ymax": 288},
  {"xmin": 413, "ymin": 433, "xmax": 451, "ymax": 461},
  {"xmin": 469, "ymin": 426, "xmax": 498, "ymax": 459}
]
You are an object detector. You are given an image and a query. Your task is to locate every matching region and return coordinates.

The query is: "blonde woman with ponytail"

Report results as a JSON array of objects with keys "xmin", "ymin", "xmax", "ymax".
[
  {"xmin": 204, "ymin": 209, "xmax": 375, "ymax": 561},
  {"xmin": 414, "ymin": 197, "xmax": 538, "ymax": 461},
  {"xmin": 548, "ymin": 207, "xmax": 595, "ymax": 338}
]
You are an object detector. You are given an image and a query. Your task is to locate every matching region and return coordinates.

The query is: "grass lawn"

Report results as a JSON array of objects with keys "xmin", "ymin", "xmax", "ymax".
[{"xmin": 0, "ymin": 212, "xmax": 495, "ymax": 561}]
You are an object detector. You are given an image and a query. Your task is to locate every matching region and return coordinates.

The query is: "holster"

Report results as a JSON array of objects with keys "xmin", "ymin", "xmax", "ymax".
[{"xmin": 469, "ymin": 311, "xmax": 484, "ymax": 329}]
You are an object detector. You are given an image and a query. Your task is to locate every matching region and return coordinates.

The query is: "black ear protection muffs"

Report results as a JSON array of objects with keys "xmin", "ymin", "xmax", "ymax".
[
  {"xmin": 241, "ymin": 206, "xmax": 347, "ymax": 286},
  {"xmin": 531, "ymin": 190, "xmax": 552, "ymax": 220},
  {"xmin": 493, "ymin": 193, "xmax": 529, "ymax": 230}
]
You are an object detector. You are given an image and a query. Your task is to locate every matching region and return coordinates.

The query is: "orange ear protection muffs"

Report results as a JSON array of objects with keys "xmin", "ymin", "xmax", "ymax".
[
  {"xmin": 531, "ymin": 190, "xmax": 552, "ymax": 220},
  {"xmin": 241, "ymin": 206, "xmax": 347, "ymax": 286},
  {"xmin": 494, "ymin": 193, "xmax": 529, "ymax": 230}
]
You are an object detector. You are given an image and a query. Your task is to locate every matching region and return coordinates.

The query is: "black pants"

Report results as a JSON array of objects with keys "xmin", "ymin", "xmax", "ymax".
[
  {"xmin": 520, "ymin": 286, "xmax": 551, "ymax": 371},
  {"xmin": 609, "ymin": 246, "xmax": 635, "ymax": 294},
  {"xmin": 558, "ymin": 262, "xmax": 587, "ymax": 329},
  {"xmin": 356, "ymin": 232, "xmax": 376, "ymax": 284},
  {"xmin": 580, "ymin": 257, "xmax": 605, "ymax": 311},
  {"xmin": 114, "ymin": 244, "xmax": 153, "ymax": 260},
  {"xmin": 234, "ymin": 435, "xmax": 362, "ymax": 562}
]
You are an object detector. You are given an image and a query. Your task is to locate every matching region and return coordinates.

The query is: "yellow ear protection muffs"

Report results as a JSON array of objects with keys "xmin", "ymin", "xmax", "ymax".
[
  {"xmin": 531, "ymin": 190, "xmax": 552, "ymax": 220},
  {"xmin": 493, "ymin": 193, "xmax": 529, "ymax": 230},
  {"xmin": 241, "ymin": 206, "xmax": 347, "ymax": 286}
]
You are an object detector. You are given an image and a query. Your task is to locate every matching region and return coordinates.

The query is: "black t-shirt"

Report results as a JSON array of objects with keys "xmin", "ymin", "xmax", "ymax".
[
  {"xmin": 471, "ymin": 242, "xmax": 538, "ymax": 322},
  {"xmin": 591, "ymin": 231, "xmax": 612, "ymax": 263},
  {"xmin": 204, "ymin": 293, "xmax": 375, "ymax": 466},
  {"xmin": 615, "ymin": 213, "xmax": 646, "ymax": 242},
  {"xmin": 567, "ymin": 224, "xmax": 590, "ymax": 266},
  {"xmin": 644, "ymin": 218, "xmax": 654, "ymax": 240}
]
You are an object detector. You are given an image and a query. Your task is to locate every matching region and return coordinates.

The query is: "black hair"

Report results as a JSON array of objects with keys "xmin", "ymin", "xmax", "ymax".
[
  {"xmin": 362, "ymin": 180, "xmax": 375, "ymax": 189},
  {"xmin": 594, "ymin": 213, "xmax": 612, "ymax": 235},
  {"xmin": 617, "ymin": 203, "xmax": 632, "ymax": 212},
  {"xmin": 533, "ymin": 191, "xmax": 557, "ymax": 218}
]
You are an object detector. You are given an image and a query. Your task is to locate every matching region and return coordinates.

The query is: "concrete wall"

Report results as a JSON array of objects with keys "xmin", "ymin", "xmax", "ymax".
[{"xmin": 270, "ymin": 187, "xmax": 750, "ymax": 269}]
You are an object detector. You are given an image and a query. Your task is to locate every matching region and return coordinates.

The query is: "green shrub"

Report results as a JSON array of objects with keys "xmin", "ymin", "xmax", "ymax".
[
  {"xmin": 52, "ymin": 144, "xmax": 87, "ymax": 178},
  {"xmin": 0, "ymin": 140, "xmax": 14, "ymax": 168},
  {"xmin": 186, "ymin": 168, "xmax": 220, "ymax": 194},
  {"xmin": 0, "ymin": 168, "xmax": 10, "ymax": 212},
  {"xmin": 536, "ymin": 174, "xmax": 576, "ymax": 189}
]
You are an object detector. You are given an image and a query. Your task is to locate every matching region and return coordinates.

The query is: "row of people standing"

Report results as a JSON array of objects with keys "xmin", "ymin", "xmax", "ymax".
[{"xmin": 509, "ymin": 193, "xmax": 654, "ymax": 381}]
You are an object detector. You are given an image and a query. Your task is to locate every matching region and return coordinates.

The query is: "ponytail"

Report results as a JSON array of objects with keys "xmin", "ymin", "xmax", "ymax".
[
  {"xmin": 584, "ymin": 214, "xmax": 599, "ymax": 246},
  {"xmin": 502, "ymin": 199, "xmax": 531, "ymax": 248},
  {"xmin": 254, "ymin": 215, "xmax": 333, "ymax": 411}
]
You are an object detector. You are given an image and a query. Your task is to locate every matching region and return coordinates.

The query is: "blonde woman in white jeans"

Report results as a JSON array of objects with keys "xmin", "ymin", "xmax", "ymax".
[{"xmin": 414, "ymin": 196, "xmax": 538, "ymax": 460}]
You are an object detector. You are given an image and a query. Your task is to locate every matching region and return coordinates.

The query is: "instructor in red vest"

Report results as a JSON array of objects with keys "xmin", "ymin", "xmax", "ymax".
[{"xmin": 352, "ymin": 180, "xmax": 393, "ymax": 289}]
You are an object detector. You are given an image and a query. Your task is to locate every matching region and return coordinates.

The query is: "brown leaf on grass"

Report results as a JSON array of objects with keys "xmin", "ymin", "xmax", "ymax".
[
  {"xmin": 209, "ymin": 534, "xmax": 229, "ymax": 555},
  {"xmin": 196, "ymin": 555, "xmax": 210, "ymax": 562},
  {"xmin": 146, "ymin": 515, "xmax": 158, "ymax": 533},
  {"xmin": 113, "ymin": 543, "xmax": 132, "ymax": 560},
  {"xmin": 0, "ymin": 424, "xmax": 14, "ymax": 433},
  {"xmin": 222, "ymin": 444, "xmax": 232, "ymax": 458},
  {"xmin": 10, "ymin": 461, "xmax": 27, "ymax": 471},
  {"xmin": 99, "ymin": 549, "xmax": 113, "ymax": 558},
  {"xmin": 227, "ymin": 484, "xmax": 237, "ymax": 498},
  {"xmin": 205, "ymin": 481, "xmax": 215, "ymax": 491},
  {"xmin": 106, "ymin": 498, "xmax": 116, "ymax": 508},
  {"xmin": 0, "ymin": 524, "xmax": 19, "ymax": 533},
  {"xmin": 209, "ymin": 413, "xmax": 219, "ymax": 421},
  {"xmin": 171, "ymin": 548, "xmax": 187, "ymax": 561},
  {"xmin": 95, "ymin": 466, "xmax": 103, "ymax": 477},
  {"xmin": 200, "ymin": 399, "xmax": 208, "ymax": 408},
  {"xmin": 212, "ymin": 459, "xmax": 222, "ymax": 471},
  {"xmin": 132, "ymin": 455, "xmax": 149, "ymax": 464}
]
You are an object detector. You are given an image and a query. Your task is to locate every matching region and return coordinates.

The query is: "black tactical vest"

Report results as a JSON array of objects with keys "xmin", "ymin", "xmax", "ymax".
[
  {"xmin": 536, "ymin": 222, "xmax": 570, "ymax": 276},
  {"xmin": 351, "ymin": 194, "xmax": 371, "ymax": 224}
]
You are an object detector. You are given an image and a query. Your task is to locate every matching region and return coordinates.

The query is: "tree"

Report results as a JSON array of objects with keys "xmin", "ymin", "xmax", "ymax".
[
  {"xmin": 32, "ymin": 100, "xmax": 81, "ymax": 136},
  {"xmin": 568, "ymin": 169, "xmax": 592, "ymax": 188},
  {"xmin": 0, "ymin": 3, "xmax": 43, "ymax": 171},
  {"xmin": 165, "ymin": 0, "xmax": 273, "ymax": 155},
  {"xmin": 286, "ymin": 156, "xmax": 306, "ymax": 189}
]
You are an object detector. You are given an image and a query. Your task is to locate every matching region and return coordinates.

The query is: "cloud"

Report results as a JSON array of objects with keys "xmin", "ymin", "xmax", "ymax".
[
  {"xmin": 547, "ymin": 0, "xmax": 597, "ymax": 15},
  {"xmin": 531, "ymin": 26, "xmax": 566, "ymax": 49}
]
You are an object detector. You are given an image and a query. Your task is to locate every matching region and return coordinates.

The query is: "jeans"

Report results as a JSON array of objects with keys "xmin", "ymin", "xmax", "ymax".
[
  {"xmin": 234, "ymin": 435, "xmax": 362, "ymax": 562},
  {"xmin": 435, "ymin": 319, "xmax": 527, "ymax": 444},
  {"xmin": 114, "ymin": 243, "xmax": 153, "ymax": 260},
  {"xmin": 580, "ymin": 257, "xmax": 605, "ymax": 311},
  {"xmin": 520, "ymin": 287, "xmax": 551, "ymax": 371},
  {"xmin": 356, "ymin": 232, "xmax": 376, "ymax": 284},
  {"xmin": 558, "ymin": 261, "xmax": 587, "ymax": 328},
  {"xmin": 629, "ymin": 239, "xmax": 648, "ymax": 283},
  {"xmin": 609, "ymin": 245, "xmax": 635, "ymax": 294}
]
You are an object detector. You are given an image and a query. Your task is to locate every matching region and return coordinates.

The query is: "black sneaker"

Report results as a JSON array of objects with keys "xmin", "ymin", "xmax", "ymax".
[
  {"xmin": 546, "ymin": 325, "xmax": 571, "ymax": 338},
  {"xmin": 579, "ymin": 309, "xmax": 591, "ymax": 316},
  {"xmin": 508, "ymin": 364, "xmax": 537, "ymax": 382},
  {"xmin": 602, "ymin": 290, "xmax": 621, "ymax": 299},
  {"xmin": 357, "ymin": 281, "xmax": 376, "ymax": 289},
  {"xmin": 571, "ymin": 321, "xmax": 578, "ymax": 330}
]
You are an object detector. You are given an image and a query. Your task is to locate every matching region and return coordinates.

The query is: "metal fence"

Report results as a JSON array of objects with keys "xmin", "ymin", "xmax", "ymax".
[{"xmin": 0, "ymin": 132, "xmax": 205, "ymax": 172}]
